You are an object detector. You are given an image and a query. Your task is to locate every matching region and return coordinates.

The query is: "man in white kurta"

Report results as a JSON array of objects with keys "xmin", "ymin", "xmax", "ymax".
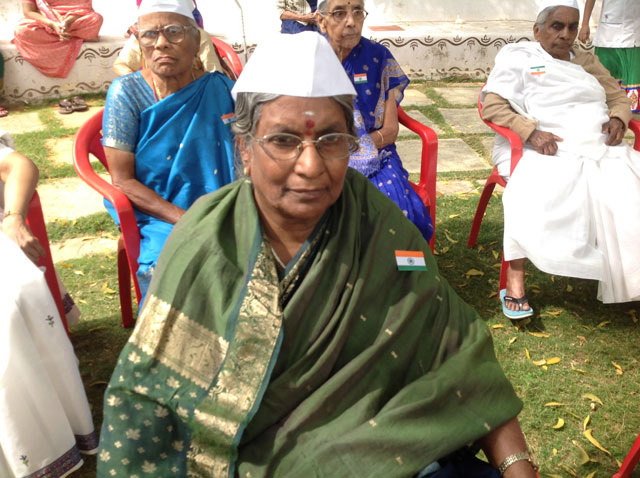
[{"xmin": 481, "ymin": 1, "xmax": 640, "ymax": 310}]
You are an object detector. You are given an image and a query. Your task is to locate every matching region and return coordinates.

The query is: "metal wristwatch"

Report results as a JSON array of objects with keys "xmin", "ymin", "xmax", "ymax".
[{"xmin": 498, "ymin": 450, "xmax": 538, "ymax": 476}]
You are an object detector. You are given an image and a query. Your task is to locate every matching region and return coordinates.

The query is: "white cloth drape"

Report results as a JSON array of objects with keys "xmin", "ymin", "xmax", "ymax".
[
  {"xmin": 0, "ymin": 232, "xmax": 97, "ymax": 478},
  {"xmin": 483, "ymin": 42, "xmax": 640, "ymax": 303}
]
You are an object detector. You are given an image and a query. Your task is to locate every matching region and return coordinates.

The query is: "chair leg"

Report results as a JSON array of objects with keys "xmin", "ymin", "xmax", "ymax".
[
  {"xmin": 467, "ymin": 180, "xmax": 498, "ymax": 248},
  {"xmin": 613, "ymin": 434, "xmax": 640, "ymax": 478},
  {"xmin": 117, "ymin": 236, "xmax": 134, "ymax": 328}
]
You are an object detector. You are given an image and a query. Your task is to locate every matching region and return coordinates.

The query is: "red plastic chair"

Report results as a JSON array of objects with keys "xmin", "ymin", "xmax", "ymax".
[
  {"xmin": 210, "ymin": 36, "xmax": 243, "ymax": 80},
  {"xmin": 469, "ymin": 84, "xmax": 640, "ymax": 292},
  {"xmin": 613, "ymin": 433, "xmax": 640, "ymax": 478},
  {"xmin": 26, "ymin": 190, "xmax": 69, "ymax": 335},
  {"xmin": 73, "ymin": 108, "xmax": 140, "ymax": 328},
  {"xmin": 399, "ymin": 106, "xmax": 438, "ymax": 251}
]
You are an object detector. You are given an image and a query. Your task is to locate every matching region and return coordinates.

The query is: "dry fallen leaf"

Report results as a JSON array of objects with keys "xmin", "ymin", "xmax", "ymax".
[
  {"xmin": 527, "ymin": 331, "xmax": 551, "ymax": 338},
  {"xmin": 488, "ymin": 291, "xmax": 498, "ymax": 298},
  {"xmin": 448, "ymin": 214, "xmax": 460, "ymax": 219},
  {"xmin": 492, "ymin": 250, "xmax": 499, "ymax": 260},
  {"xmin": 560, "ymin": 464, "xmax": 578, "ymax": 477},
  {"xmin": 612, "ymin": 361, "xmax": 623, "ymax": 375},
  {"xmin": 584, "ymin": 429, "xmax": 612, "ymax": 456},
  {"xmin": 583, "ymin": 415, "xmax": 591, "ymax": 431},
  {"xmin": 584, "ymin": 472, "xmax": 596, "ymax": 478},
  {"xmin": 73, "ymin": 270, "xmax": 85, "ymax": 276},
  {"xmin": 508, "ymin": 337, "xmax": 518, "ymax": 345},
  {"xmin": 548, "ymin": 309, "xmax": 563, "ymax": 317},
  {"xmin": 533, "ymin": 359, "xmax": 547, "ymax": 366},
  {"xmin": 567, "ymin": 284, "xmax": 574, "ymax": 292},
  {"xmin": 583, "ymin": 393, "xmax": 604, "ymax": 406},
  {"xmin": 577, "ymin": 335, "xmax": 587, "ymax": 343},
  {"xmin": 546, "ymin": 357, "xmax": 562, "ymax": 365},
  {"xmin": 628, "ymin": 309, "xmax": 638, "ymax": 324},
  {"xmin": 552, "ymin": 418, "xmax": 565, "ymax": 429},
  {"xmin": 465, "ymin": 268, "xmax": 485, "ymax": 278},
  {"xmin": 572, "ymin": 439, "xmax": 591, "ymax": 465},
  {"xmin": 571, "ymin": 366, "xmax": 590, "ymax": 374},
  {"xmin": 597, "ymin": 320, "xmax": 611, "ymax": 328},
  {"xmin": 545, "ymin": 402, "xmax": 565, "ymax": 407},
  {"xmin": 443, "ymin": 230, "xmax": 458, "ymax": 244},
  {"xmin": 525, "ymin": 348, "xmax": 531, "ymax": 360},
  {"xmin": 492, "ymin": 324, "xmax": 505, "ymax": 329},
  {"xmin": 60, "ymin": 263, "xmax": 73, "ymax": 268}
]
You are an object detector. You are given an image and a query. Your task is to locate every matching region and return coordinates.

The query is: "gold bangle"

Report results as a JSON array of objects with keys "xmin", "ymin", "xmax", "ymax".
[
  {"xmin": 374, "ymin": 130, "xmax": 384, "ymax": 144},
  {"xmin": 3, "ymin": 210, "xmax": 25, "ymax": 219},
  {"xmin": 498, "ymin": 450, "xmax": 538, "ymax": 476}
]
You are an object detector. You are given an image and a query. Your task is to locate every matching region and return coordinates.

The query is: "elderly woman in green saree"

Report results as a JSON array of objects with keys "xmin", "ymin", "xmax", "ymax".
[{"xmin": 97, "ymin": 32, "xmax": 538, "ymax": 478}]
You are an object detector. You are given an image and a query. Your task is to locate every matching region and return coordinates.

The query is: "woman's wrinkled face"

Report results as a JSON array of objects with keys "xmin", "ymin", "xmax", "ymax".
[
  {"xmin": 240, "ymin": 96, "xmax": 351, "ymax": 227},
  {"xmin": 137, "ymin": 12, "xmax": 199, "ymax": 77},
  {"xmin": 318, "ymin": 0, "xmax": 365, "ymax": 54},
  {"xmin": 533, "ymin": 6, "xmax": 579, "ymax": 61}
]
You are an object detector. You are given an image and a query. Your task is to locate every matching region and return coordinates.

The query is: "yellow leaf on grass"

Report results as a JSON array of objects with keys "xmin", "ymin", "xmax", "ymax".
[
  {"xmin": 492, "ymin": 250, "xmax": 499, "ymax": 260},
  {"xmin": 548, "ymin": 309, "xmax": 564, "ymax": 317},
  {"xmin": 567, "ymin": 410, "xmax": 582, "ymax": 420},
  {"xmin": 567, "ymin": 284, "xmax": 574, "ymax": 292},
  {"xmin": 525, "ymin": 348, "xmax": 531, "ymax": 360},
  {"xmin": 443, "ymin": 230, "xmax": 459, "ymax": 244},
  {"xmin": 448, "ymin": 214, "xmax": 460, "ymax": 219},
  {"xmin": 440, "ymin": 246, "xmax": 450, "ymax": 255},
  {"xmin": 628, "ymin": 309, "xmax": 638, "ymax": 324},
  {"xmin": 508, "ymin": 336, "xmax": 518, "ymax": 345},
  {"xmin": 492, "ymin": 324, "xmax": 505, "ymax": 329},
  {"xmin": 560, "ymin": 464, "xmax": 578, "ymax": 477},
  {"xmin": 465, "ymin": 268, "xmax": 485, "ymax": 278},
  {"xmin": 552, "ymin": 448, "xmax": 558, "ymax": 455},
  {"xmin": 60, "ymin": 263, "xmax": 72, "ymax": 268},
  {"xmin": 488, "ymin": 291, "xmax": 498, "ymax": 298},
  {"xmin": 73, "ymin": 270, "xmax": 85, "ymax": 276},
  {"xmin": 583, "ymin": 393, "xmax": 604, "ymax": 406},
  {"xmin": 583, "ymin": 415, "xmax": 591, "ymax": 430},
  {"xmin": 572, "ymin": 439, "xmax": 591, "ymax": 465},
  {"xmin": 527, "ymin": 331, "xmax": 551, "ymax": 338},
  {"xmin": 583, "ymin": 429, "xmax": 612, "ymax": 456},
  {"xmin": 546, "ymin": 357, "xmax": 561, "ymax": 365},
  {"xmin": 533, "ymin": 359, "xmax": 547, "ymax": 366},
  {"xmin": 577, "ymin": 335, "xmax": 587, "ymax": 343},
  {"xmin": 597, "ymin": 320, "xmax": 611, "ymax": 328},
  {"xmin": 545, "ymin": 402, "xmax": 565, "ymax": 407},
  {"xmin": 545, "ymin": 474, "xmax": 563, "ymax": 478},
  {"xmin": 77, "ymin": 299, "xmax": 88, "ymax": 304},
  {"xmin": 552, "ymin": 418, "xmax": 565, "ymax": 429},
  {"xmin": 571, "ymin": 366, "xmax": 590, "ymax": 374},
  {"xmin": 102, "ymin": 283, "xmax": 116, "ymax": 294},
  {"xmin": 612, "ymin": 361, "xmax": 623, "ymax": 375},
  {"xmin": 584, "ymin": 472, "xmax": 596, "ymax": 478}
]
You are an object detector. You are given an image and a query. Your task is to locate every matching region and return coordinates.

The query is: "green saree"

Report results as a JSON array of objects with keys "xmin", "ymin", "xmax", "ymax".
[{"xmin": 97, "ymin": 169, "xmax": 522, "ymax": 478}]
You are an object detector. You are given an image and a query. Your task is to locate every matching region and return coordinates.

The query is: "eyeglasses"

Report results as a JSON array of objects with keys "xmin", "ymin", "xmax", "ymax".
[
  {"xmin": 250, "ymin": 133, "xmax": 360, "ymax": 161},
  {"xmin": 137, "ymin": 24, "xmax": 196, "ymax": 48},
  {"xmin": 325, "ymin": 8, "xmax": 368, "ymax": 23}
]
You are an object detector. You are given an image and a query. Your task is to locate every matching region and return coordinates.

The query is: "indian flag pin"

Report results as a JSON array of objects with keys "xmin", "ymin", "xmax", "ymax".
[
  {"xmin": 395, "ymin": 250, "xmax": 427, "ymax": 271},
  {"xmin": 221, "ymin": 112, "xmax": 235, "ymax": 125},
  {"xmin": 354, "ymin": 73, "xmax": 368, "ymax": 84},
  {"xmin": 529, "ymin": 65, "xmax": 546, "ymax": 76}
]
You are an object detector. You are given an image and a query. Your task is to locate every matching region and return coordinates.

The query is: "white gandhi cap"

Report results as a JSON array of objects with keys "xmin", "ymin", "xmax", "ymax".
[
  {"xmin": 231, "ymin": 32, "xmax": 357, "ymax": 100},
  {"xmin": 138, "ymin": 0, "xmax": 195, "ymax": 20},
  {"xmin": 537, "ymin": 0, "xmax": 579, "ymax": 16}
]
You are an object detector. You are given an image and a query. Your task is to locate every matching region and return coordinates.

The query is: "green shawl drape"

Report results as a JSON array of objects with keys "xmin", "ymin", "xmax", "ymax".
[{"xmin": 97, "ymin": 170, "xmax": 521, "ymax": 478}]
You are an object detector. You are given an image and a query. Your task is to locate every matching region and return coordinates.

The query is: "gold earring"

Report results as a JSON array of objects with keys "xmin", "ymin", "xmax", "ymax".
[{"xmin": 243, "ymin": 166, "xmax": 249, "ymax": 176}]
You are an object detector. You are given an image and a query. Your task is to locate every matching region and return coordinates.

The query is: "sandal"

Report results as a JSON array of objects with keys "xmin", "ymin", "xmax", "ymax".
[
  {"xmin": 500, "ymin": 288, "xmax": 534, "ymax": 320},
  {"xmin": 58, "ymin": 99, "xmax": 73, "ymax": 115},
  {"xmin": 71, "ymin": 96, "xmax": 88, "ymax": 111},
  {"xmin": 0, "ymin": 107, "xmax": 8, "ymax": 118}
]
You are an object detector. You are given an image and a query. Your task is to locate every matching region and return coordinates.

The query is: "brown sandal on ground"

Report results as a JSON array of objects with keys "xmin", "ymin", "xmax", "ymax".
[
  {"xmin": 71, "ymin": 96, "xmax": 88, "ymax": 112},
  {"xmin": 58, "ymin": 99, "xmax": 73, "ymax": 115}
]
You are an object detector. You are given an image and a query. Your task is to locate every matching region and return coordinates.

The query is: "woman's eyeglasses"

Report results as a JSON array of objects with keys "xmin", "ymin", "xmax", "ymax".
[
  {"xmin": 137, "ymin": 24, "xmax": 196, "ymax": 48},
  {"xmin": 250, "ymin": 133, "xmax": 360, "ymax": 161},
  {"xmin": 325, "ymin": 8, "xmax": 368, "ymax": 23}
]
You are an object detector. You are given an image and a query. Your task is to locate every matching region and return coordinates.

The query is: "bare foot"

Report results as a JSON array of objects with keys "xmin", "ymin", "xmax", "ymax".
[{"xmin": 505, "ymin": 259, "xmax": 530, "ymax": 311}]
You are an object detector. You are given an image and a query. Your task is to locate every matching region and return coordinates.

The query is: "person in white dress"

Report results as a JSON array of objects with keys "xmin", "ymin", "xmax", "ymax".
[
  {"xmin": 480, "ymin": 0, "xmax": 639, "ymax": 319},
  {"xmin": 0, "ymin": 129, "xmax": 98, "ymax": 477}
]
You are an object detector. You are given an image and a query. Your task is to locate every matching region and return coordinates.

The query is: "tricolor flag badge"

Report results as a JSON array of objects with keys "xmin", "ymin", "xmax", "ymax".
[
  {"xmin": 221, "ymin": 112, "xmax": 235, "ymax": 125},
  {"xmin": 530, "ymin": 65, "xmax": 546, "ymax": 76},
  {"xmin": 354, "ymin": 73, "xmax": 368, "ymax": 84},
  {"xmin": 395, "ymin": 250, "xmax": 427, "ymax": 271}
]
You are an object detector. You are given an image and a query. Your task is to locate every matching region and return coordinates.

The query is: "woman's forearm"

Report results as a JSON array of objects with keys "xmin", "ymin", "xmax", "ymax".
[
  {"xmin": 479, "ymin": 417, "xmax": 537, "ymax": 478},
  {"xmin": 1, "ymin": 152, "xmax": 39, "ymax": 217},
  {"xmin": 113, "ymin": 177, "xmax": 185, "ymax": 225}
]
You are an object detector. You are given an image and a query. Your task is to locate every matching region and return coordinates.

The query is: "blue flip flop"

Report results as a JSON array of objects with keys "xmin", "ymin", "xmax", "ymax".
[{"xmin": 500, "ymin": 289, "xmax": 534, "ymax": 320}]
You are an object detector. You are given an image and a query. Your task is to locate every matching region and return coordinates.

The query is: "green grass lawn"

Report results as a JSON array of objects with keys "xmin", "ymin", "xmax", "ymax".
[{"xmin": 60, "ymin": 192, "xmax": 639, "ymax": 478}]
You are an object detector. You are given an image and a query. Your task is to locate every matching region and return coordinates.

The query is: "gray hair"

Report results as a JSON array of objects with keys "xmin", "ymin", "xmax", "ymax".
[
  {"xmin": 231, "ymin": 92, "xmax": 356, "ymax": 176},
  {"xmin": 535, "ymin": 6, "xmax": 560, "ymax": 28},
  {"xmin": 318, "ymin": 0, "xmax": 365, "ymax": 15}
]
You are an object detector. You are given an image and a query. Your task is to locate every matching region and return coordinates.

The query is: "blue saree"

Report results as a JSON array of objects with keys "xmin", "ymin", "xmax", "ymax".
[
  {"xmin": 342, "ymin": 37, "xmax": 434, "ymax": 242},
  {"xmin": 102, "ymin": 72, "xmax": 236, "ymax": 300}
]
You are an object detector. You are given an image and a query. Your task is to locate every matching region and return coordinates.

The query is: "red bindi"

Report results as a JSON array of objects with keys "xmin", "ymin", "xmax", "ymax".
[{"xmin": 305, "ymin": 119, "xmax": 315, "ymax": 135}]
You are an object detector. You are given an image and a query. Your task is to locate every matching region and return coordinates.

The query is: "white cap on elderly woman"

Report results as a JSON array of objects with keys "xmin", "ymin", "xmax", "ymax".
[
  {"xmin": 138, "ymin": 0, "xmax": 195, "ymax": 20},
  {"xmin": 231, "ymin": 32, "xmax": 356, "ymax": 100},
  {"xmin": 537, "ymin": 0, "xmax": 579, "ymax": 15}
]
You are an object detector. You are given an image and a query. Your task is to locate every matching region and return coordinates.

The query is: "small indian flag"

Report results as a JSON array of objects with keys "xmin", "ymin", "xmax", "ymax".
[
  {"xmin": 395, "ymin": 250, "xmax": 427, "ymax": 271},
  {"xmin": 530, "ymin": 65, "xmax": 546, "ymax": 76},
  {"xmin": 354, "ymin": 73, "xmax": 368, "ymax": 84},
  {"xmin": 221, "ymin": 112, "xmax": 235, "ymax": 125}
]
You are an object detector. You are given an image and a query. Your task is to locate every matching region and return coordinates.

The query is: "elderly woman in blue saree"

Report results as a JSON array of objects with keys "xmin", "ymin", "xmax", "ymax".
[
  {"xmin": 278, "ymin": 0, "xmax": 319, "ymax": 34},
  {"xmin": 97, "ymin": 32, "xmax": 538, "ymax": 478},
  {"xmin": 318, "ymin": 0, "xmax": 433, "ymax": 242},
  {"xmin": 102, "ymin": 0, "xmax": 235, "ymax": 301}
]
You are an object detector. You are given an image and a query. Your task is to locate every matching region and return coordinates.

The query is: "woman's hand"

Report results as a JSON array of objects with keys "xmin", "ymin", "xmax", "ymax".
[
  {"xmin": 2, "ymin": 215, "xmax": 45, "ymax": 263},
  {"xmin": 578, "ymin": 24, "xmax": 590, "ymax": 43},
  {"xmin": 50, "ymin": 21, "xmax": 70, "ymax": 40}
]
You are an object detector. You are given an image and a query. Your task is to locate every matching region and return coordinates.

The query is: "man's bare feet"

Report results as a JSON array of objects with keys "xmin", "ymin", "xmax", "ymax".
[{"xmin": 504, "ymin": 259, "xmax": 530, "ymax": 312}]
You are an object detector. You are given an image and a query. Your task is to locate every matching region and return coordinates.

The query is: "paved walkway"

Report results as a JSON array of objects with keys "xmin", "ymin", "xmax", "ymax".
[{"xmin": 1, "ymin": 83, "xmax": 637, "ymax": 263}]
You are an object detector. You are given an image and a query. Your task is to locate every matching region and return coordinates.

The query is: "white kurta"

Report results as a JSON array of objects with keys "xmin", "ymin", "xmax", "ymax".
[
  {"xmin": 483, "ymin": 42, "xmax": 640, "ymax": 303},
  {"xmin": 0, "ymin": 232, "xmax": 97, "ymax": 477}
]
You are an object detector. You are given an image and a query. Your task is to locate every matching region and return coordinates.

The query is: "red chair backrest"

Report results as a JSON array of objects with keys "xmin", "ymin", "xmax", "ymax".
[{"xmin": 211, "ymin": 36, "xmax": 243, "ymax": 81}]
